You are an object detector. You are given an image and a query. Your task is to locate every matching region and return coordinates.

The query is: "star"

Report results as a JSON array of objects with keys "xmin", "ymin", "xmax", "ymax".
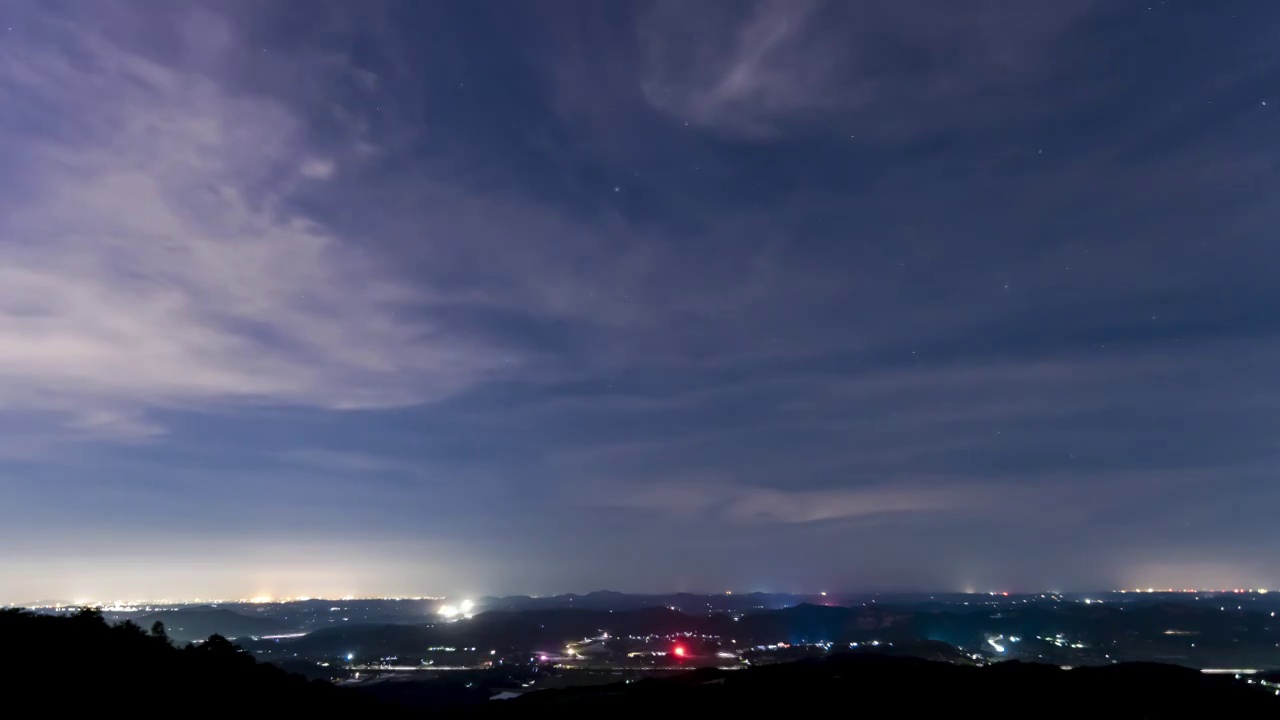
[{"xmin": 613, "ymin": 186, "xmax": 620, "ymax": 192}]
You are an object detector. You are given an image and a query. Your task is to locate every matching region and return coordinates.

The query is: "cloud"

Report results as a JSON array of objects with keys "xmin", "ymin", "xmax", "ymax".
[
  {"xmin": 723, "ymin": 484, "xmax": 985, "ymax": 524},
  {"xmin": 63, "ymin": 410, "xmax": 167, "ymax": 441},
  {"xmin": 580, "ymin": 454, "xmax": 1245, "ymax": 529},
  {"xmin": 595, "ymin": 477, "xmax": 990, "ymax": 524},
  {"xmin": 533, "ymin": 338, "xmax": 1280, "ymax": 533},
  {"xmin": 299, "ymin": 158, "xmax": 337, "ymax": 179},
  {"xmin": 581, "ymin": 465, "xmax": 1161, "ymax": 526},
  {"xmin": 637, "ymin": 0, "xmax": 1100, "ymax": 140},
  {"xmin": 639, "ymin": 0, "xmax": 834, "ymax": 139},
  {"xmin": 0, "ymin": 8, "xmax": 507, "ymax": 438}
]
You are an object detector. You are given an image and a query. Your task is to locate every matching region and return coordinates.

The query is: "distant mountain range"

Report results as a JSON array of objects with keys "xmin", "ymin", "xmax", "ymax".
[{"xmin": 127, "ymin": 607, "xmax": 293, "ymax": 641}]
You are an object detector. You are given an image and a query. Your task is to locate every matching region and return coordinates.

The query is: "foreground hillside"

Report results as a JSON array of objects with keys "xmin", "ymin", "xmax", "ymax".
[
  {"xmin": 0, "ymin": 609, "xmax": 383, "ymax": 715},
  {"xmin": 480, "ymin": 654, "xmax": 1280, "ymax": 717}
]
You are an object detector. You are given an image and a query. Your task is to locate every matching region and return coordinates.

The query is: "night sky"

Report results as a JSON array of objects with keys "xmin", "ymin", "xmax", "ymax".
[{"xmin": 2, "ymin": 1, "xmax": 1279, "ymax": 603}]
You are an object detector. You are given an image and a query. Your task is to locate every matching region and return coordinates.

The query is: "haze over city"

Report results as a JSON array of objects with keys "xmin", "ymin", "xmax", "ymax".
[{"xmin": 3, "ymin": 0, "xmax": 1280, "ymax": 605}]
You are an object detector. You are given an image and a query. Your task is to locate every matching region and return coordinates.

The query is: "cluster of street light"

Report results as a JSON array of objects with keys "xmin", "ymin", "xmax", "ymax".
[{"xmin": 437, "ymin": 599, "xmax": 475, "ymax": 620}]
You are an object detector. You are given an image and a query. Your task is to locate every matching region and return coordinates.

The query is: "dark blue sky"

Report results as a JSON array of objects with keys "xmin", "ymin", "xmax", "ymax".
[{"xmin": 2, "ymin": 0, "xmax": 1279, "ymax": 602}]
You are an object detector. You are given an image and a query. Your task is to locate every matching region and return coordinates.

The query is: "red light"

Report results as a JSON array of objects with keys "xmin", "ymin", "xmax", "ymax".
[{"xmin": 673, "ymin": 645, "xmax": 687, "ymax": 658}]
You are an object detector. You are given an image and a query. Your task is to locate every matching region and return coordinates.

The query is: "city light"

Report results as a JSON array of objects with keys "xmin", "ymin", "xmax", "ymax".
[{"xmin": 438, "ymin": 599, "xmax": 476, "ymax": 620}]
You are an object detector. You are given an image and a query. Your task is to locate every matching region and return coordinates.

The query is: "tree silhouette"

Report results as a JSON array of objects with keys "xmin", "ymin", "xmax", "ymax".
[
  {"xmin": 71, "ymin": 607, "xmax": 104, "ymax": 624},
  {"xmin": 0, "ymin": 609, "xmax": 387, "ymax": 714}
]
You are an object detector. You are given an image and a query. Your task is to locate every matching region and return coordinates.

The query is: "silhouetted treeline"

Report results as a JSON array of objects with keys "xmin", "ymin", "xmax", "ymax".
[{"xmin": 0, "ymin": 608, "xmax": 384, "ymax": 716}]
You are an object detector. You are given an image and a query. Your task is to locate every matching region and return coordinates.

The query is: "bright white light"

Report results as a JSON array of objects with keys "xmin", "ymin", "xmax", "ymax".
[
  {"xmin": 987, "ymin": 636, "xmax": 1006, "ymax": 653},
  {"xmin": 439, "ymin": 604, "xmax": 460, "ymax": 618},
  {"xmin": 346, "ymin": 653, "xmax": 354, "ymax": 661},
  {"xmin": 460, "ymin": 599, "xmax": 475, "ymax": 614}
]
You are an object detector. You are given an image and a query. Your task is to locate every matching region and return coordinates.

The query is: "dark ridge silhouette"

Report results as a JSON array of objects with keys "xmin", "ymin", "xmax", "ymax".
[
  {"xmin": 0, "ymin": 609, "xmax": 384, "ymax": 715},
  {"xmin": 126, "ymin": 606, "xmax": 293, "ymax": 641}
]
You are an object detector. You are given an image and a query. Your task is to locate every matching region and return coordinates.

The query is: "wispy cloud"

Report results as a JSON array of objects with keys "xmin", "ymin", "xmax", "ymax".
[
  {"xmin": 0, "ymin": 7, "xmax": 507, "ymax": 439},
  {"xmin": 637, "ymin": 0, "xmax": 1100, "ymax": 140},
  {"xmin": 590, "ymin": 476, "xmax": 993, "ymax": 524},
  {"xmin": 299, "ymin": 158, "xmax": 338, "ymax": 180}
]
